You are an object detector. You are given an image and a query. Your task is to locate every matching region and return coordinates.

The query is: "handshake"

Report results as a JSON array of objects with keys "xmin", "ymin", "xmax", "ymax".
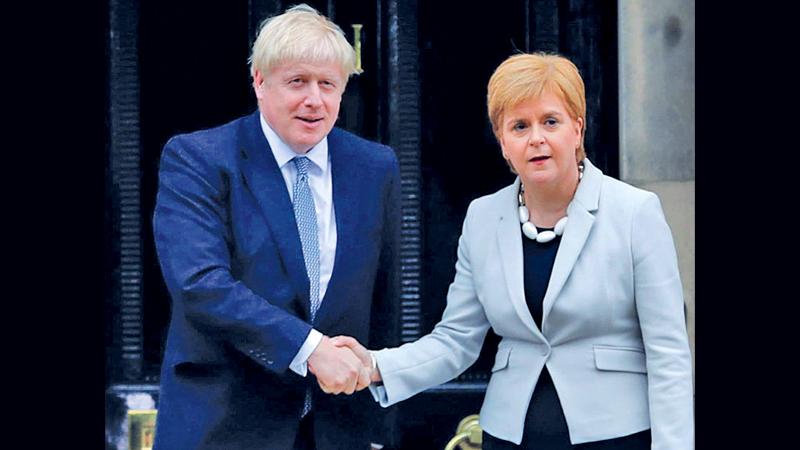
[{"xmin": 307, "ymin": 335, "xmax": 383, "ymax": 395}]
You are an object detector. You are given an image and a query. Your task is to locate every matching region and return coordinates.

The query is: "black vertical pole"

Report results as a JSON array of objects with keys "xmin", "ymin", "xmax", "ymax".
[{"xmin": 109, "ymin": 0, "xmax": 144, "ymax": 383}]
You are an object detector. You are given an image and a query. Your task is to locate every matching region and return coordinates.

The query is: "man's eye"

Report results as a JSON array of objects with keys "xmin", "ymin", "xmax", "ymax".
[{"xmin": 289, "ymin": 78, "xmax": 303, "ymax": 84}]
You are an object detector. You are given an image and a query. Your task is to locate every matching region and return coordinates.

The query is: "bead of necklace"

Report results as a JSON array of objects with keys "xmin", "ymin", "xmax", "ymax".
[{"xmin": 517, "ymin": 161, "xmax": 584, "ymax": 243}]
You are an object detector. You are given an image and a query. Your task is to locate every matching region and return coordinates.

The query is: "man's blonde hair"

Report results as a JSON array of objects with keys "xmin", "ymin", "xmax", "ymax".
[
  {"xmin": 248, "ymin": 4, "xmax": 359, "ymax": 79},
  {"xmin": 487, "ymin": 52, "xmax": 587, "ymax": 161}
]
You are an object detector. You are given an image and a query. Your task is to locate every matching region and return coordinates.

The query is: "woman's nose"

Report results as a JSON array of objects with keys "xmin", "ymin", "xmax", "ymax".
[{"xmin": 528, "ymin": 127, "xmax": 545, "ymax": 146}]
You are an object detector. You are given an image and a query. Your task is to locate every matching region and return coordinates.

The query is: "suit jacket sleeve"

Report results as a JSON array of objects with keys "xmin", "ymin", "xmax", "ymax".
[
  {"xmin": 153, "ymin": 136, "xmax": 311, "ymax": 373},
  {"xmin": 631, "ymin": 192, "xmax": 694, "ymax": 449}
]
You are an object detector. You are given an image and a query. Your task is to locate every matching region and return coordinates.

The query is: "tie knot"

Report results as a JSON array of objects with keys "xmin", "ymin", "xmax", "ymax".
[{"xmin": 293, "ymin": 156, "xmax": 310, "ymax": 176}]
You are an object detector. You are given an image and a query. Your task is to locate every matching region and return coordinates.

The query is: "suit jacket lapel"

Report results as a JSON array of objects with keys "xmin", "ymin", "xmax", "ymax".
[
  {"xmin": 312, "ymin": 128, "xmax": 357, "ymax": 327},
  {"xmin": 541, "ymin": 159, "xmax": 602, "ymax": 326},
  {"xmin": 237, "ymin": 111, "xmax": 311, "ymax": 320},
  {"xmin": 496, "ymin": 179, "xmax": 546, "ymax": 340}
]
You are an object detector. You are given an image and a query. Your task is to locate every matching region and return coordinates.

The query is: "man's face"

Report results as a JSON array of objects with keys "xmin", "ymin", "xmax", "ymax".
[{"xmin": 254, "ymin": 60, "xmax": 346, "ymax": 154}]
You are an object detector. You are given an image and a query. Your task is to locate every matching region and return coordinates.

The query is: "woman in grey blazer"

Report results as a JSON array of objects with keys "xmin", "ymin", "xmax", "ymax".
[{"xmin": 335, "ymin": 52, "xmax": 693, "ymax": 449}]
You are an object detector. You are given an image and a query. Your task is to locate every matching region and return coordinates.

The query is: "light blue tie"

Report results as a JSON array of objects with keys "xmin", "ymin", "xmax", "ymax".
[{"xmin": 293, "ymin": 156, "xmax": 321, "ymax": 417}]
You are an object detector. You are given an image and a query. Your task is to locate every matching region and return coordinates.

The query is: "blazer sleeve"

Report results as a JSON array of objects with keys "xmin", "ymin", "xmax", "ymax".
[
  {"xmin": 372, "ymin": 200, "xmax": 492, "ymax": 407},
  {"xmin": 153, "ymin": 136, "xmax": 311, "ymax": 373},
  {"xmin": 631, "ymin": 192, "xmax": 694, "ymax": 449}
]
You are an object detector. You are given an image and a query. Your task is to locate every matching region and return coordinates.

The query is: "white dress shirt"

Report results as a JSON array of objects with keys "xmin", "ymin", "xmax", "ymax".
[{"xmin": 259, "ymin": 114, "xmax": 336, "ymax": 376}]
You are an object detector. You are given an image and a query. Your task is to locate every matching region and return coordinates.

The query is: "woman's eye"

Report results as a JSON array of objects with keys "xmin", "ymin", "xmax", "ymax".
[
  {"xmin": 513, "ymin": 122, "xmax": 527, "ymax": 131},
  {"xmin": 544, "ymin": 118, "xmax": 558, "ymax": 127}
]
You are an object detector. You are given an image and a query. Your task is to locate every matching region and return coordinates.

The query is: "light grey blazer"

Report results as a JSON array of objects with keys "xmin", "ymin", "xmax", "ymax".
[{"xmin": 371, "ymin": 159, "xmax": 693, "ymax": 448}]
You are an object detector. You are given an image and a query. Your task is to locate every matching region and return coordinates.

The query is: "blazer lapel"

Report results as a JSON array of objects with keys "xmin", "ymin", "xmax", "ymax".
[
  {"xmin": 311, "ymin": 129, "xmax": 357, "ymax": 327},
  {"xmin": 541, "ymin": 159, "xmax": 602, "ymax": 326},
  {"xmin": 497, "ymin": 179, "xmax": 546, "ymax": 339},
  {"xmin": 237, "ymin": 111, "xmax": 311, "ymax": 319}
]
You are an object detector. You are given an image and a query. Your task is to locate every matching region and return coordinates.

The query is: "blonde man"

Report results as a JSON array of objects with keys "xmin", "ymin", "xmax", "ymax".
[{"xmin": 152, "ymin": 5, "xmax": 398, "ymax": 449}]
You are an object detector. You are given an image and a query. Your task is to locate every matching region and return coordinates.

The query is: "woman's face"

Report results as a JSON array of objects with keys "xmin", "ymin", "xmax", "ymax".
[{"xmin": 498, "ymin": 91, "xmax": 583, "ymax": 190}]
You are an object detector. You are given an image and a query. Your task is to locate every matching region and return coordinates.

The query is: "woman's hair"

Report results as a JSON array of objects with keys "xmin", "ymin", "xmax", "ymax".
[
  {"xmin": 248, "ymin": 4, "xmax": 359, "ymax": 80},
  {"xmin": 487, "ymin": 52, "xmax": 587, "ymax": 161}
]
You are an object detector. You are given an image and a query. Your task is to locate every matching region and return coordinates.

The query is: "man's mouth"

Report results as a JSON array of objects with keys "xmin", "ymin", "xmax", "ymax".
[{"xmin": 297, "ymin": 116, "xmax": 324, "ymax": 124}]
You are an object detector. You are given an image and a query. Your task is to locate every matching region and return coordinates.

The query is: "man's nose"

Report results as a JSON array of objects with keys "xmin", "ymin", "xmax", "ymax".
[{"xmin": 303, "ymin": 84, "xmax": 323, "ymax": 107}]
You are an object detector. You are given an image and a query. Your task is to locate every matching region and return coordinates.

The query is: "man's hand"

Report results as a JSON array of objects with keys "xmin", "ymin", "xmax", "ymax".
[
  {"xmin": 308, "ymin": 336, "xmax": 371, "ymax": 394},
  {"xmin": 331, "ymin": 335, "xmax": 382, "ymax": 384}
]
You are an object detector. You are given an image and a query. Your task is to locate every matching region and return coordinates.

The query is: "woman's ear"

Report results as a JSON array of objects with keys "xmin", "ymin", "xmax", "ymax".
[{"xmin": 497, "ymin": 131, "xmax": 508, "ymax": 159}]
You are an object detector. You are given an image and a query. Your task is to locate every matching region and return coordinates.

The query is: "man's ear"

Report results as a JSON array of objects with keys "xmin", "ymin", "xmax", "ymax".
[{"xmin": 253, "ymin": 70, "xmax": 265, "ymax": 99}]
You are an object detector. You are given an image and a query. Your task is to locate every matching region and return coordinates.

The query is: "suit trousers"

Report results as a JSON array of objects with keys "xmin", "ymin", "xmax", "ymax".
[{"xmin": 293, "ymin": 412, "xmax": 316, "ymax": 450}]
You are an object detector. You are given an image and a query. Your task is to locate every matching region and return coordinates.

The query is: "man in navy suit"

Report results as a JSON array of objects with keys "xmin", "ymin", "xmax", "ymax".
[{"xmin": 151, "ymin": 4, "xmax": 400, "ymax": 449}]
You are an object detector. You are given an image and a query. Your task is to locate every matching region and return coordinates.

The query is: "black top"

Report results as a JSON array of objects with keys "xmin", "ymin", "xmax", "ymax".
[{"xmin": 522, "ymin": 227, "xmax": 561, "ymax": 329}]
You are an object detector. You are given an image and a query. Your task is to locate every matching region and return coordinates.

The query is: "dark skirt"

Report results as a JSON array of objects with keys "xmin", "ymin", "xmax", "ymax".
[{"xmin": 482, "ymin": 368, "xmax": 651, "ymax": 450}]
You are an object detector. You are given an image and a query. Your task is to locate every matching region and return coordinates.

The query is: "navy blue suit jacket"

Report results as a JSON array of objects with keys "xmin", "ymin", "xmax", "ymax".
[{"xmin": 152, "ymin": 111, "xmax": 400, "ymax": 450}]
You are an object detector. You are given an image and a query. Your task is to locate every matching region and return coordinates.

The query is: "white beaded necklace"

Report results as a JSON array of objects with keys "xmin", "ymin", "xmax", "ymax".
[{"xmin": 518, "ymin": 161, "xmax": 584, "ymax": 243}]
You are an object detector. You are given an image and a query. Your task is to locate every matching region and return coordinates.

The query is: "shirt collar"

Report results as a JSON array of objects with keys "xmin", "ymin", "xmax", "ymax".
[{"xmin": 259, "ymin": 113, "xmax": 328, "ymax": 173}]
